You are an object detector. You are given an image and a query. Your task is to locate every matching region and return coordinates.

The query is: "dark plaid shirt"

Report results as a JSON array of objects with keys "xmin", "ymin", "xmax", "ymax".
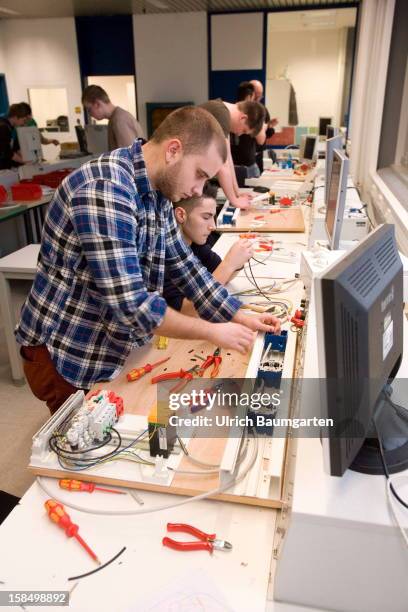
[{"xmin": 15, "ymin": 140, "xmax": 241, "ymax": 387}]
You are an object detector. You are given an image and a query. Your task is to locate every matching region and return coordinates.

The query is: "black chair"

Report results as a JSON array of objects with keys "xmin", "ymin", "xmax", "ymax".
[{"xmin": 0, "ymin": 491, "xmax": 20, "ymax": 524}]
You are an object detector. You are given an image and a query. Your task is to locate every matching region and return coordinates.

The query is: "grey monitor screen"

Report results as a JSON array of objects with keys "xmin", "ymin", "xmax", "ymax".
[
  {"xmin": 325, "ymin": 149, "xmax": 349, "ymax": 249},
  {"xmin": 325, "ymin": 135, "xmax": 343, "ymax": 206},
  {"xmin": 319, "ymin": 117, "xmax": 332, "ymax": 136},
  {"xmin": 303, "ymin": 135, "xmax": 316, "ymax": 160}
]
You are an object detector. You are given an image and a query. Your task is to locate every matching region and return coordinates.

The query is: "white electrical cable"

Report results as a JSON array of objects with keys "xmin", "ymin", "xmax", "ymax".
[
  {"xmin": 36, "ymin": 436, "xmax": 259, "ymax": 516},
  {"xmin": 386, "ymin": 474, "xmax": 408, "ymax": 548}
]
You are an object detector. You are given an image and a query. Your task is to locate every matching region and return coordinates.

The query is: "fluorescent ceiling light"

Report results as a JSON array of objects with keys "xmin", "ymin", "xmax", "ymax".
[
  {"xmin": 146, "ymin": 0, "xmax": 169, "ymax": 9},
  {"xmin": 301, "ymin": 9, "xmax": 336, "ymax": 27}
]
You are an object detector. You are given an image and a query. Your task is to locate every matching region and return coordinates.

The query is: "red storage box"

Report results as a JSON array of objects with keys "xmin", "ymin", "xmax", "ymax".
[
  {"xmin": 31, "ymin": 169, "xmax": 73, "ymax": 189},
  {"xmin": 0, "ymin": 185, "xmax": 7, "ymax": 204},
  {"xmin": 11, "ymin": 183, "xmax": 43, "ymax": 201}
]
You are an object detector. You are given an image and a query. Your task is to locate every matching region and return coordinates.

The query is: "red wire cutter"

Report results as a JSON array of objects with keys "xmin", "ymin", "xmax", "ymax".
[
  {"xmin": 151, "ymin": 365, "xmax": 200, "ymax": 393},
  {"xmin": 197, "ymin": 348, "xmax": 222, "ymax": 378},
  {"xmin": 162, "ymin": 523, "xmax": 232, "ymax": 554}
]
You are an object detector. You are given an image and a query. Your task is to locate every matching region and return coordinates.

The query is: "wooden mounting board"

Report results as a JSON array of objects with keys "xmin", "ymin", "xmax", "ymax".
[
  {"xmin": 29, "ymin": 333, "xmax": 300, "ymax": 509},
  {"xmin": 218, "ymin": 207, "xmax": 305, "ymax": 233}
]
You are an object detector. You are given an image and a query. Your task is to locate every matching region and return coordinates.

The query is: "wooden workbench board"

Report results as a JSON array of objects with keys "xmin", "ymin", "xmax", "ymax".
[
  {"xmin": 218, "ymin": 206, "xmax": 305, "ymax": 233},
  {"xmin": 29, "ymin": 331, "xmax": 302, "ymax": 509}
]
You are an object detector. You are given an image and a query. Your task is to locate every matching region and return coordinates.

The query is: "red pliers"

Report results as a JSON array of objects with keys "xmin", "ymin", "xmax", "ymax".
[
  {"xmin": 197, "ymin": 348, "xmax": 222, "ymax": 378},
  {"xmin": 151, "ymin": 365, "xmax": 199, "ymax": 393},
  {"xmin": 162, "ymin": 523, "xmax": 232, "ymax": 554}
]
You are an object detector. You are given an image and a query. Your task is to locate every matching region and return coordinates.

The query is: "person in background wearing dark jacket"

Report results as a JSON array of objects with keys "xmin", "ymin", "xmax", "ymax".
[
  {"xmin": 0, "ymin": 103, "xmax": 29, "ymax": 169},
  {"xmin": 250, "ymin": 80, "xmax": 279, "ymax": 174}
]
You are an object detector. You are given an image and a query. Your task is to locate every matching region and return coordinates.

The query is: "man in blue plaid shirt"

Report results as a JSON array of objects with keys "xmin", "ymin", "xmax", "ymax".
[{"xmin": 15, "ymin": 107, "xmax": 279, "ymax": 413}]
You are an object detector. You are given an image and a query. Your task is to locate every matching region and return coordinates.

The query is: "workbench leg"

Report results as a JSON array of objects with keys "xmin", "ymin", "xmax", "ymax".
[{"xmin": 0, "ymin": 274, "xmax": 25, "ymax": 385}]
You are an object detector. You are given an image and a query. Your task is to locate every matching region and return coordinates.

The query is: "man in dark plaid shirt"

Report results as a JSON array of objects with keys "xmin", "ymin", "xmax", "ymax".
[{"xmin": 15, "ymin": 107, "xmax": 279, "ymax": 413}]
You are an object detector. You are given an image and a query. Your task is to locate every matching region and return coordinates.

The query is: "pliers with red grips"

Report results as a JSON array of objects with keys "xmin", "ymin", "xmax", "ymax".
[
  {"xmin": 151, "ymin": 365, "xmax": 200, "ymax": 393},
  {"xmin": 162, "ymin": 523, "xmax": 233, "ymax": 554},
  {"xmin": 197, "ymin": 347, "xmax": 222, "ymax": 378}
]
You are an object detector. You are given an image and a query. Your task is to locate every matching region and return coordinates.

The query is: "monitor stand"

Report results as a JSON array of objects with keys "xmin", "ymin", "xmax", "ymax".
[{"xmin": 350, "ymin": 376, "xmax": 408, "ymax": 475}]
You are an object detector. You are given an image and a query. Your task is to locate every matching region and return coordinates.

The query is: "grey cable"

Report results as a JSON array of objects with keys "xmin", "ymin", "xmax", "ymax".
[{"xmin": 36, "ymin": 436, "xmax": 258, "ymax": 516}]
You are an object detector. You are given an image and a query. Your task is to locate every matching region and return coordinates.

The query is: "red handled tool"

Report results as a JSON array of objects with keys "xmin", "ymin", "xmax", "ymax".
[
  {"xmin": 127, "ymin": 356, "xmax": 170, "ymax": 381},
  {"xmin": 44, "ymin": 499, "xmax": 100, "ymax": 564},
  {"xmin": 162, "ymin": 523, "xmax": 232, "ymax": 554},
  {"xmin": 59, "ymin": 479, "xmax": 125, "ymax": 495},
  {"xmin": 151, "ymin": 365, "xmax": 200, "ymax": 393},
  {"xmin": 197, "ymin": 348, "xmax": 222, "ymax": 378}
]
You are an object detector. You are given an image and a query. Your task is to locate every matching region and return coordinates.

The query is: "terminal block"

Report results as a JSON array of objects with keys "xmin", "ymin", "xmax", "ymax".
[
  {"xmin": 222, "ymin": 206, "xmax": 237, "ymax": 225},
  {"xmin": 148, "ymin": 403, "xmax": 177, "ymax": 459},
  {"xmin": 258, "ymin": 331, "xmax": 288, "ymax": 388}
]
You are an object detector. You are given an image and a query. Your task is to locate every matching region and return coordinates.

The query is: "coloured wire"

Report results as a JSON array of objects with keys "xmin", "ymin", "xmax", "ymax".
[{"xmin": 36, "ymin": 433, "xmax": 259, "ymax": 516}]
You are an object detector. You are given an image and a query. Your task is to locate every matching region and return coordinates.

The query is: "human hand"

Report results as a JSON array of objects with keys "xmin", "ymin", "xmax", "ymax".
[
  {"xmin": 232, "ymin": 194, "xmax": 251, "ymax": 209},
  {"xmin": 233, "ymin": 312, "xmax": 281, "ymax": 334},
  {"xmin": 224, "ymin": 239, "xmax": 254, "ymax": 270},
  {"xmin": 206, "ymin": 322, "xmax": 255, "ymax": 354}
]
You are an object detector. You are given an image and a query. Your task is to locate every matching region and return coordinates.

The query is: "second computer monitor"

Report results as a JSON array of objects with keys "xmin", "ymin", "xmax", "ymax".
[
  {"xmin": 16, "ymin": 126, "xmax": 42, "ymax": 163},
  {"xmin": 300, "ymin": 134, "xmax": 317, "ymax": 162},
  {"xmin": 84, "ymin": 124, "xmax": 109, "ymax": 155},
  {"xmin": 325, "ymin": 149, "xmax": 349, "ymax": 250},
  {"xmin": 325, "ymin": 134, "xmax": 343, "ymax": 206},
  {"xmin": 326, "ymin": 125, "xmax": 339, "ymax": 139},
  {"xmin": 319, "ymin": 117, "xmax": 332, "ymax": 137}
]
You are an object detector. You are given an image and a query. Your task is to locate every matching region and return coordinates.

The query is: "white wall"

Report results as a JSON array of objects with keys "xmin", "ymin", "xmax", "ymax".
[
  {"xmin": 0, "ymin": 22, "xmax": 7, "ymax": 74},
  {"xmin": 211, "ymin": 13, "xmax": 263, "ymax": 71},
  {"xmin": 266, "ymin": 23, "xmax": 349, "ymax": 126},
  {"xmin": 1, "ymin": 18, "xmax": 83, "ymax": 146},
  {"xmin": 133, "ymin": 12, "xmax": 208, "ymax": 135}
]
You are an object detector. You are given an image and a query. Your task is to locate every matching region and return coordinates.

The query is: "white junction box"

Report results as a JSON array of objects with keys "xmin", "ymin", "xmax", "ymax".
[
  {"xmin": 300, "ymin": 248, "xmax": 346, "ymax": 293},
  {"xmin": 308, "ymin": 209, "xmax": 369, "ymax": 247}
]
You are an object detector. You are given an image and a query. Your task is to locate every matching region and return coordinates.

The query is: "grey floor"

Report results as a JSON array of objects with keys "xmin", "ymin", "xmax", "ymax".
[{"xmin": 0, "ymin": 280, "xmax": 49, "ymax": 498}]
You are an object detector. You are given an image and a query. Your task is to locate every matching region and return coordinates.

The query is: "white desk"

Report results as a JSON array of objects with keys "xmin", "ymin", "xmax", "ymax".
[
  {"xmin": 0, "ymin": 230, "xmax": 308, "ymax": 611},
  {"xmin": 274, "ymin": 287, "xmax": 408, "ymax": 612},
  {"xmin": 0, "ymin": 244, "xmax": 40, "ymax": 384}
]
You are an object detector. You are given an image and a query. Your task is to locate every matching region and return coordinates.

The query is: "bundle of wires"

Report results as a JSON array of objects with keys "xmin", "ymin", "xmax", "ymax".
[
  {"xmin": 38, "ymin": 430, "xmax": 259, "ymax": 516},
  {"xmin": 47, "ymin": 402, "xmax": 152, "ymax": 471}
]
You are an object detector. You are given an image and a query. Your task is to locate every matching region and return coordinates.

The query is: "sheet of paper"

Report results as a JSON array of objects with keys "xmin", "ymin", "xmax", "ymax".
[{"xmin": 129, "ymin": 569, "xmax": 233, "ymax": 612}]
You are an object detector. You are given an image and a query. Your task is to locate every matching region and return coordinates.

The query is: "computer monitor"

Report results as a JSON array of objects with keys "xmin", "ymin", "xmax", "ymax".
[
  {"xmin": 325, "ymin": 149, "xmax": 348, "ymax": 250},
  {"xmin": 16, "ymin": 126, "xmax": 42, "ymax": 163},
  {"xmin": 325, "ymin": 135, "xmax": 343, "ymax": 206},
  {"xmin": 84, "ymin": 124, "xmax": 109, "ymax": 154},
  {"xmin": 326, "ymin": 125, "xmax": 339, "ymax": 139},
  {"xmin": 300, "ymin": 135, "xmax": 317, "ymax": 162},
  {"xmin": 75, "ymin": 126, "xmax": 89, "ymax": 154},
  {"xmin": 316, "ymin": 224, "xmax": 406, "ymax": 477},
  {"xmin": 319, "ymin": 117, "xmax": 332, "ymax": 137}
]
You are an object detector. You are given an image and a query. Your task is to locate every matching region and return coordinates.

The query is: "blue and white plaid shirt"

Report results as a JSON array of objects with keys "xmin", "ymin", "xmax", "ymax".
[{"xmin": 15, "ymin": 141, "xmax": 241, "ymax": 387}]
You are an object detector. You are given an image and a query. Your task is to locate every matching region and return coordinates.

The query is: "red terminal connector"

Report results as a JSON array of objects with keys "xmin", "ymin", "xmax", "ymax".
[
  {"xmin": 108, "ymin": 391, "xmax": 124, "ymax": 418},
  {"xmin": 279, "ymin": 197, "xmax": 293, "ymax": 207}
]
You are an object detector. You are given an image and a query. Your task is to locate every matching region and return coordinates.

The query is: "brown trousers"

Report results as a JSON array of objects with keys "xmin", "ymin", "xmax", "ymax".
[{"xmin": 20, "ymin": 345, "xmax": 85, "ymax": 415}]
